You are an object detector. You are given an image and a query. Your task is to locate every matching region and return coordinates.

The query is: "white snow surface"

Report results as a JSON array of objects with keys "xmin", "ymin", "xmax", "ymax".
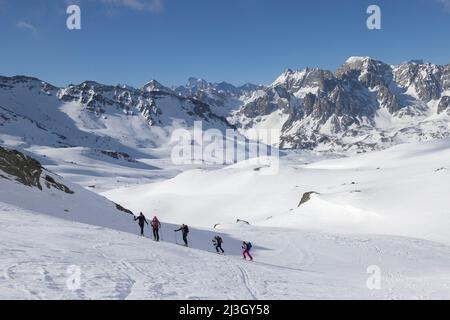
[
  {"xmin": 104, "ymin": 139, "xmax": 450, "ymax": 244},
  {"xmin": 1, "ymin": 139, "xmax": 450, "ymax": 299},
  {"xmin": 2, "ymin": 200, "xmax": 450, "ymax": 299}
]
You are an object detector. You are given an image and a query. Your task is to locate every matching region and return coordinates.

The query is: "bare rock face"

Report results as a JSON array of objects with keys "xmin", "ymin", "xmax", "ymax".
[
  {"xmin": 115, "ymin": 203, "xmax": 134, "ymax": 215},
  {"xmin": 0, "ymin": 146, "xmax": 73, "ymax": 194},
  {"xmin": 43, "ymin": 175, "xmax": 74, "ymax": 194},
  {"xmin": 438, "ymin": 96, "xmax": 450, "ymax": 114},
  {"xmin": 297, "ymin": 191, "xmax": 319, "ymax": 207},
  {"xmin": 377, "ymin": 85, "xmax": 403, "ymax": 113},
  {"xmin": 239, "ymin": 86, "xmax": 293, "ymax": 119},
  {"xmin": 0, "ymin": 146, "xmax": 43, "ymax": 189},
  {"xmin": 58, "ymin": 81, "xmax": 162, "ymax": 125},
  {"xmin": 394, "ymin": 62, "xmax": 443, "ymax": 102}
]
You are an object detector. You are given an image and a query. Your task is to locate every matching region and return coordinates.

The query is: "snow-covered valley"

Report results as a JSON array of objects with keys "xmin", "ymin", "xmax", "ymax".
[
  {"xmin": 104, "ymin": 139, "xmax": 450, "ymax": 244},
  {"xmin": 1, "ymin": 139, "xmax": 450, "ymax": 299}
]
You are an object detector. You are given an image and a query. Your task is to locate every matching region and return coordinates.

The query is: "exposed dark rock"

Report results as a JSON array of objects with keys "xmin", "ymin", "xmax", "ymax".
[
  {"xmin": 438, "ymin": 96, "xmax": 450, "ymax": 114},
  {"xmin": 297, "ymin": 191, "xmax": 319, "ymax": 207},
  {"xmin": 0, "ymin": 146, "xmax": 43, "ymax": 189},
  {"xmin": 44, "ymin": 175, "xmax": 74, "ymax": 194},
  {"xmin": 115, "ymin": 203, "xmax": 134, "ymax": 215},
  {"xmin": 99, "ymin": 150, "xmax": 137, "ymax": 163},
  {"xmin": 0, "ymin": 146, "xmax": 74, "ymax": 194},
  {"xmin": 378, "ymin": 85, "xmax": 403, "ymax": 113}
]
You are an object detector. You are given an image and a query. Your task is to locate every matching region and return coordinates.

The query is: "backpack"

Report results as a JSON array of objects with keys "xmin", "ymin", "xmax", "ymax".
[
  {"xmin": 246, "ymin": 242, "xmax": 252, "ymax": 250},
  {"xmin": 215, "ymin": 236, "xmax": 222, "ymax": 244},
  {"xmin": 184, "ymin": 225, "xmax": 189, "ymax": 233}
]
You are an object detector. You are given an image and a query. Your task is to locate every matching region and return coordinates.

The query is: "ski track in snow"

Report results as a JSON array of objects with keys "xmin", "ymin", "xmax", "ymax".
[{"xmin": 236, "ymin": 264, "xmax": 258, "ymax": 300}]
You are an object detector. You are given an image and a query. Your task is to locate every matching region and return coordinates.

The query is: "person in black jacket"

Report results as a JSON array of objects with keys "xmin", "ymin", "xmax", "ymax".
[
  {"xmin": 174, "ymin": 224, "xmax": 189, "ymax": 246},
  {"xmin": 212, "ymin": 236, "xmax": 224, "ymax": 254},
  {"xmin": 134, "ymin": 212, "xmax": 148, "ymax": 237}
]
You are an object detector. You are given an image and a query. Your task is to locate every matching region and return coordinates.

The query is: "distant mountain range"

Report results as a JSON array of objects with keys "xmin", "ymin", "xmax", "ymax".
[{"xmin": 1, "ymin": 56, "xmax": 450, "ymax": 154}]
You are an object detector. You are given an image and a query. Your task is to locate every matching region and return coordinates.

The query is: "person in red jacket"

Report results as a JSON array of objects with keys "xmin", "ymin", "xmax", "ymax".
[{"xmin": 151, "ymin": 216, "xmax": 161, "ymax": 241}]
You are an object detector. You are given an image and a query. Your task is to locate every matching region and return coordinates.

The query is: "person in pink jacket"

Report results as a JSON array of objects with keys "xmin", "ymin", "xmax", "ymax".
[
  {"xmin": 242, "ymin": 241, "xmax": 253, "ymax": 261},
  {"xmin": 151, "ymin": 216, "xmax": 161, "ymax": 241}
]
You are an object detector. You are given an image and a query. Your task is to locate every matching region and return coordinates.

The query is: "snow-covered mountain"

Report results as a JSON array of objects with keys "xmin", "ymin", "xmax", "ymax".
[
  {"xmin": 173, "ymin": 77, "xmax": 264, "ymax": 118},
  {"xmin": 0, "ymin": 76, "xmax": 232, "ymax": 153},
  {"xmin": 171, "ymin": 58, "xmax": 450, "ymax": 152},
  {"xmin": 225, "ymin": 57, "xmax": 450, "ymax": 152},
  {"xmin": 1, "ymin": 57, "xmax": 450, "ymax": 155}
]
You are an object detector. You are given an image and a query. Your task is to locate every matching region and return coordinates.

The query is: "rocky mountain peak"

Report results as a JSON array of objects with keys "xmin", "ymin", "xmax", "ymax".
[{"xmin": 142, "ymin": 80, "xmax": 172, "ymax": 93}]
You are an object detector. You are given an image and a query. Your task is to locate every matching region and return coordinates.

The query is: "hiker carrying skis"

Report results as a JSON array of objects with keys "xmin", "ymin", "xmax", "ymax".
[
  {"xmin": 174, "ymin": 224, "xmax": 189, "ymax": 246},
  {"xmin": 242, "ymin": 241, "xmax": 253, "ymax": 261},
  {"xmin": 134, "ymin": 212, "xmax": 148, "ymax": 237},
  {"xmin": 212, "ymin": 235, "xmax": 224, "ymax": 254},
  {"xmin": 151, "ymin": 216, "xmax": 161, "ymax": 241}
]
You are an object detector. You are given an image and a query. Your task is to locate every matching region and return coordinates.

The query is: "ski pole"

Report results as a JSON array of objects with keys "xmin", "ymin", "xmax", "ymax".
[{"xmin": 174, "ymin": 231, "xmax": 178, "ymax": 245}]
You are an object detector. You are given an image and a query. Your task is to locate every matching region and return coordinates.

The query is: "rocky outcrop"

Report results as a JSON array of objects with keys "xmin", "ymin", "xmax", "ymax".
[
  {"xmin": 0, "ymin": 146, "xmax": 73, "ymax": 194},
  {"xmin": 438, "ymin": 96, "xmax": 450, "ymax": 114},
  {"xmin": 297, "ymin": 191, "xmax": 319, "ymax": 207},
  {"xmin": 43, "ymin": 175, "xmax": 74, "ymax": 194},
  {"xmin": 115, "ymin": 203, "xmax": 134, "ymax": 215},
  {"xmin": 0, "ymin": 146, "xmax": 43, "ymax": 189},
  {"xmin": 377, "ymin": 85, "xmax": 403, "ymax": 113}
]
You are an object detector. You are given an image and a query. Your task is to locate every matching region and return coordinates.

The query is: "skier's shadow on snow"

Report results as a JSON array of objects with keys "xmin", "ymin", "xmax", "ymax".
[{"xmin": 154, "ymin": 222, "xmax": 268, "ymax": 256}]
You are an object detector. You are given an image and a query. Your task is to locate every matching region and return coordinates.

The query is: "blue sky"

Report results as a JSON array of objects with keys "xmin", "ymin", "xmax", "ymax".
[{"xmin": 0, "ymin": 0, "xmax": 449, "ymax": 87}]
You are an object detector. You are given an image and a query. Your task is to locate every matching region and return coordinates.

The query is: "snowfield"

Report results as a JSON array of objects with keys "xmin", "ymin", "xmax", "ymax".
[
  {"xmin": 2, "ymin": 204, "xmax": 450, "ymax": 299},
  {"xmin": 104, "ymin": 139, "xmax": 450, "ymax": 244},
  {"xmin": 1, "ymin": 139, "xmax": 450, "ymax": 299}
]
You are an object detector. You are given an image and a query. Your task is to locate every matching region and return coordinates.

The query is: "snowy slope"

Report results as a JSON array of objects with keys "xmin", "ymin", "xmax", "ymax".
[
  {"xmin": 0, "ymin": 147, "xmax": 136, "ymax": 232},
  {"xmin": 104, "ymin": 139, "xmax": 450, "ymax": 244},
  {"xmin": 1, "ymin": 144, "xmax": 450, "ymax": 299},
  {"xmin": 2, "ymin": 202, "xmax": 450, "ymax": 299}
]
